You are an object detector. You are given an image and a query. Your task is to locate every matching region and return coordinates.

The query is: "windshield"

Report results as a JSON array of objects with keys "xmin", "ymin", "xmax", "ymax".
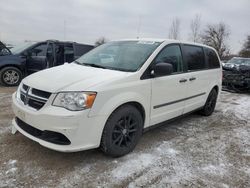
[
  {"xmin": 75, "ymin": 41, "xmax": 161, "ymax": 72},
  {"xmin": 227, "ymin": 58, "xmax": 250, "ymax": 65},
  {"xmin": 10, "ymin": 42, "xmax": 35, "ymax": 55}
]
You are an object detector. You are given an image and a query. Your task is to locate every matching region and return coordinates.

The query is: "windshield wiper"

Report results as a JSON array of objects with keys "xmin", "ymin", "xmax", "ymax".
[
  {"xmin": 87, "ymin": 63, "xmax": 107, "ymax": 69},
  {"xmin": 75, "ymin": 61, "xmax": 108, "ymax": 69},
  {"xmin": 79, "ymin": 61, "xmax": 107, "ymax": 69},
  {"xmin": 75, "ymin": 61, "xmax": 133, "ymax": 71},
  {"xmin": 74, "ymin": 60, "xmax": 82, "ymax": 65}
]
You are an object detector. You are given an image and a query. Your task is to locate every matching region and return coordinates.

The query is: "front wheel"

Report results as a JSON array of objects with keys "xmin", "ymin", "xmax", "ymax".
[
  {"xmin": 200, "ymin": 89, "xmax": 218, "ymax": 116},
  {"xmin": 100, "ymin": 105, "xmax": 143, "ymax": 157},
  {"xmin": 0, "ymin": 67, "xmax": 22, "ymax": 86}
]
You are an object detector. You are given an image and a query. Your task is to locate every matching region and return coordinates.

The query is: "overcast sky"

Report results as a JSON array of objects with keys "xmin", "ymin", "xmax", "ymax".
[{"xmin": 0, "ymin": 0, "xmax": 250, "ymax": 53}]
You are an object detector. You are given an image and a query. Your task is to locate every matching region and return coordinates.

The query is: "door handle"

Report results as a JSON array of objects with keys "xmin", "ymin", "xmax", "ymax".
[
  {"xmin": 189, "ymin": 77, "xmax": 196, "ymax": 81},
  {"xmin": 179, "ymin": 78, "xmax": 187, "ymax": 83}
]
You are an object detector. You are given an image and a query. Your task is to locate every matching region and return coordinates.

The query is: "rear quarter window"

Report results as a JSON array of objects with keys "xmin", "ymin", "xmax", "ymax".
[
  {"xmin": 183, "ymin": 45, "xmax": 206, "ymax": 71},
  {"xmin": 205, "ymin": 48, "xmax": 220, "ymax": 69}
]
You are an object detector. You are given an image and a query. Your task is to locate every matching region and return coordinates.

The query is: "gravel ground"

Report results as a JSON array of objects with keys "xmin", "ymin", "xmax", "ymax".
[{"xmin": 0, "ymin": 87, "xmax": 249, "ymax": 188}]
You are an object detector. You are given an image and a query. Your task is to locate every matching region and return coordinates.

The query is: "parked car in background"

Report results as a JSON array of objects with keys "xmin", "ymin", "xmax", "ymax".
[
  {"xmin": 222, "ymin": 57, "xmax": 250, "ymax": 91},
  {"xmin": 12, "ymin": 39, "xmax": 222, "ymax": 157},
  {"xmin": 0, "ymin": 40, "xmax": 94, "ymax": 86},
  {"xmin": 221, "ymin": 60, "xmax": 227, "ymax": 67}
]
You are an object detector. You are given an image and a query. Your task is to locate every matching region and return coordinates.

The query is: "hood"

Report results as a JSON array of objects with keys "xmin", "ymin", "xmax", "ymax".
[
  {"xmin": 0, "ymin": 41, "xmax": 11, "ymax": 56},
  {"xmin": 22, "ymin": 63, "xmax": 129, "ymax": 93}
]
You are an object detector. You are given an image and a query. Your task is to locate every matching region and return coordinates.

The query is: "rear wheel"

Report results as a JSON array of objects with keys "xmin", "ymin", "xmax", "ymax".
[
  {"xmin": 200, "ymin": 89, "xmax": 218, "ymax": 116},
  {"xmin": 0, "ymin": 67, "xmax": 22, "ymax": 86},
  {"xmin": 100, "ymin": 105, "xmax": 143, "ymax": 157}
]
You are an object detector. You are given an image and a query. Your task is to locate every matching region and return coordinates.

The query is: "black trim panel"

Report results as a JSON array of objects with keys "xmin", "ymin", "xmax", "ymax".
[
  {"xmin": 15, "ymin": 117, "xmax": 71, "ymax": 145},
  {"xmin": 153, "ymin": 92, "xmax": 206, "ymax": 109},
  {"xmin": 143, "ymin": 106, "xmax": 203, "ymax": 132}
]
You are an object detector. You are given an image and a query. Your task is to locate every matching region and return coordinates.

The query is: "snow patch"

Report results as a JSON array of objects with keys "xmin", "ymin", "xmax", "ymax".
[
  {"xmin": 57, "ymin": 164, "xmax": 92, "ymax": 187},
  {"xmin": 7, "ymin": 160, "xmax": 17, "ymax": 166},
  {"xmin": 0, "ymin": 126, "xmax": 11, "ymax": 135},
  {"xmin": 5, "ymin": 168, "xmax": 17, "ymax": 175},
  {"xmin": 112, "ymin": 153, "xmax": 155, "ymax": 181},
  {"xmin": 5, "ymin": 160, "xmax": 18, "ymax": 175},
  {"xmin": 202, "ymin": 164, "xmax": 227, "ymax": 176}
]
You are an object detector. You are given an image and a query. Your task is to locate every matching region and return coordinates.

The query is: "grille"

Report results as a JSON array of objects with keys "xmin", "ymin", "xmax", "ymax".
[{"xmin": 19, "ymin": 84, "xmax": 51, "ymax": 110}]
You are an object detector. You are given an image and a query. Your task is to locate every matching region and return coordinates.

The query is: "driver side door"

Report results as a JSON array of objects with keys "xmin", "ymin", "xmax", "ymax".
[{"xmin": 150, "ymin": 44, "xmax": 188, "ymax": 125}]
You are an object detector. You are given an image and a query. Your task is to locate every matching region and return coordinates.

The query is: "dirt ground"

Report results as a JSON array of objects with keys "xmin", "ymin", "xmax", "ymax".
[{"xmin": 0, "ymin": 87, "xmax": 249, "ymax": 188}]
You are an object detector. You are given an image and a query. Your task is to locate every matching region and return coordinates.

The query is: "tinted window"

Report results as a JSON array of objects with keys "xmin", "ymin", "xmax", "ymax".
[
  {"xmin": 64, "ymin": 45, "xmax": 74, "ymax": 62},
  {"xmin": 47, "ymin": 43, "xmax": 54, "ymax": 67},
  {"xmin": 184, "ymin": 45, "xmax": 205, "ymax": 71},
  {"xmin": 206, "ymin": 48, "xmax": 220, "ymax": 68},
  {"xmin": 64, "ymin": 45, "xmax": 74, "ymax": 55},
  {"xmin": 74, "ymin": 44, "xmax": 94, "ymax": 57},
  {"xmin": 47, "ymin": 43, "xmax": 53, "ymax": 56},
  {"xmin": 155, "ymin": 45, "xmax": 183, "ymax": 73},
  {"xmin": 31, "ymin": 43, "xmax": 47, "ymax": 57}
]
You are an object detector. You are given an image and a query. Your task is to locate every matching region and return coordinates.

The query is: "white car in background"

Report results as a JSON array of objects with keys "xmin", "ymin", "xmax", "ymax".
[{"xmin": 12, "ymin": 39, "xmax": 222, "ymax": 157}]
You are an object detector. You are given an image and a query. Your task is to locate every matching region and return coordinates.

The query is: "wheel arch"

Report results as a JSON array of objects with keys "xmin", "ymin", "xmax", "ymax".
[
  {"xmin": 212, "ymin": 85, "xmax": 219, "ymax": 93},
  {"xmin": 111, "ymin": 101, "xmax": 146, "ymax": 125}
]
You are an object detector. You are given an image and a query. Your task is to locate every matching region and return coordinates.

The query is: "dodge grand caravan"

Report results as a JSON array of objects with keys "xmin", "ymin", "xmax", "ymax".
[{"xmin": 12, "ymin": 39, "xmax": 222, "ymax": 157}]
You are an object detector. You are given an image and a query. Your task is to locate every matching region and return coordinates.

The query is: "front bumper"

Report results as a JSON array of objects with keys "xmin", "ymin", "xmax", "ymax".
[{"xmin": 12, "ymin": 93, "xmax": 108, "ymax": 152}]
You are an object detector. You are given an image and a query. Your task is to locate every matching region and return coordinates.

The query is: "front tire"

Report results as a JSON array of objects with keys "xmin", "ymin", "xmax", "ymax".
[
  {"xmin": 200, "ymin": 89, "xmax": 218, "ymax": 116},
  {"xmin": 0, "ymin": 67, "xmax": 22, "ymax": 86},
  {"xmin": 100, "ymin": 105, "xmax": 143, "ymax": 157}
]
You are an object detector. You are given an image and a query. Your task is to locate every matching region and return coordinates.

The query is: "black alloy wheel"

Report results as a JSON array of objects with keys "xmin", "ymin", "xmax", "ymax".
[
  {"xmin": 101, "ymin": 105, "xmax": 143, "ymax": 157},
  {"xmin": 112, "ymin": 114, "xmax": 138, "ymax": 148},
  {"xmin": 200, "ymin": 89, "xmax": 218, "ymax": 116}
]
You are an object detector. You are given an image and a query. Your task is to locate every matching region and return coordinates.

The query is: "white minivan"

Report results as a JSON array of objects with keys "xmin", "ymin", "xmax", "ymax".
[{"xmin": 12, "ymin": 39, "xmax": 222, "ymax": 157}]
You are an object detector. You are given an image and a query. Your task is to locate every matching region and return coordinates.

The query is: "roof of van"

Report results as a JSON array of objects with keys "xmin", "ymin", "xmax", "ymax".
[{"xmin": 114, "ymin": 38, "xmax": 215, "ymax": 50}]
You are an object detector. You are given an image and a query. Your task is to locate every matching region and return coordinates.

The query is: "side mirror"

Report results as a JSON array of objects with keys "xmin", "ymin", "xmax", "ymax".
[{"xmin": 152, "ymin": 62, "xmax": 173, "ymax": 77}]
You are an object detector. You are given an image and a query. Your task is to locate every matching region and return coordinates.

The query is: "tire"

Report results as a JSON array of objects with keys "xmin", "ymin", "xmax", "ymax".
[
  {"xmin": 200, "ymin": 89, "xmax": 218, "ymax": 116},
  {"xmin": 0, "ymin": 67, "xmax": 22, "ymax": 86},
  {"xmin": 100, "ymin": 105, "xmax": 144, "ymax": 157}
]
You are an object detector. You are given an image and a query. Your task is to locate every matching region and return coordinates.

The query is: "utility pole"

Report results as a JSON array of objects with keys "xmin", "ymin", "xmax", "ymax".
[
  {"xmin": 136, "ymin": 15, "xmax": 142, "ymax": 39},
  {"xmin": 63, "ymin": 20, "xmax": 66, "ymax": 40}
]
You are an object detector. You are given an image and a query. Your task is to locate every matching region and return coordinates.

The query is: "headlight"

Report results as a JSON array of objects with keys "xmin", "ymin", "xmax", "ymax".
[{"xmin": 52, "ymin": 92, "xmax": 97, "ymax": 111}]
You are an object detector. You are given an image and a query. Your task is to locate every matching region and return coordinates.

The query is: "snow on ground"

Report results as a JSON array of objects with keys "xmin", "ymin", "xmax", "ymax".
[{"xmin": 0, "ymin": 90, "xmax": 250, "ymax": 187}]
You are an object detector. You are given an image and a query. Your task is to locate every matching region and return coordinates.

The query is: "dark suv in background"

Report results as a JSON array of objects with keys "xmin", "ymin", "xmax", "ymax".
[
  {"xmin": 0, "ymin": 40, "xmax": 94, "ymax": 86},
  {"xmin": 222, "ymin": 57, "xmax": 250, "ymax": 91}
]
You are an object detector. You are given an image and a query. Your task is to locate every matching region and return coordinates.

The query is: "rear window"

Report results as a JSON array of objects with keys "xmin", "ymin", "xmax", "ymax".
[
  {"xmin": 183, "ymin": 45, "xmax": 206, "ymax": 71},
  {"xmin": 205, "ymin": 48, "xmax": 220, "ymax": 68}
]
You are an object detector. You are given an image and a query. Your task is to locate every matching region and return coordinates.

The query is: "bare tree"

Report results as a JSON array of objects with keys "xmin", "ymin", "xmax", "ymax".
[
  {"xmin": 95, "ymin": 37, "xmax": 108, "ymax": 46},
  {"xmin": 189, "ymin": 14, "xmax": 201, "ymax": 43},
  {"xmin": 201, "ymin": 22, "xmax": 230, "ymax": 58},
  {"xmin": 239, "ymin": 35, "xmax": 250, "ymax": 58},
  {"xmin": 168, "ymin": 18, "xmax": 181, "ymax": 40}
]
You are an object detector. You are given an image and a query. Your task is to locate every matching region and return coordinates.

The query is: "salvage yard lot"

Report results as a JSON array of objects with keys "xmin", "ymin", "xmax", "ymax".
[{"xmin": 0, "ymin": 87, "xmax": 249, "ymax": 187}]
